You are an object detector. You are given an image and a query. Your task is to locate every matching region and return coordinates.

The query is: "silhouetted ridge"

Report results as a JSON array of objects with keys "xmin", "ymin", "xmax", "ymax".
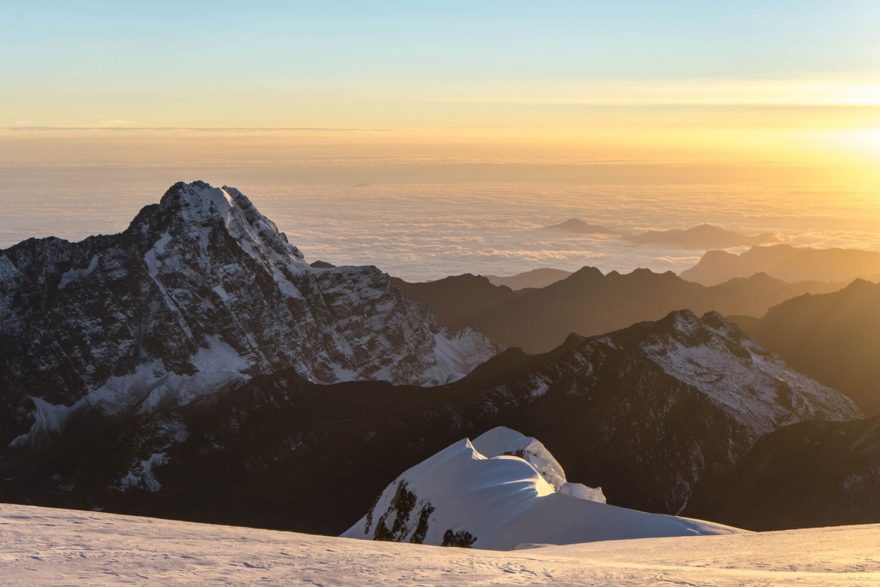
[{"xmin": 395, "ymin": 265, "xmax": 843, "ymax": 353}]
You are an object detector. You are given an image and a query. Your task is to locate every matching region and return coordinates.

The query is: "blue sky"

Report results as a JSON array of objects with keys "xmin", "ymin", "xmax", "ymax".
[{"xmin": 3, "ymin": 0, "xmax": 878, "ymax": 90}]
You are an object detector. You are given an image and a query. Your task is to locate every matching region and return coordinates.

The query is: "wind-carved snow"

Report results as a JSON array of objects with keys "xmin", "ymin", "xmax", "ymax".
[
  {"xmin": 641, "ymin": 311, "xmax": 862, "ymax": 437},
  {"xmin": 344, "ymin": 427, "xmax": 731, "ymax": 550},
  {"xmin": 472, "ymin": 427, "xmax": 569, "ymax": 492},
  {"xmin": 473, "ymin": 427, "xmax": 606, "ymax": 503},
  {"xmin": 58, "ymin": 254, "xmax": 99, "ymax": 289}
]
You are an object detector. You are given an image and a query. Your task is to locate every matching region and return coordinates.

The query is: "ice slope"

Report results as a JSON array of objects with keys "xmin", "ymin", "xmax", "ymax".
[
  {"xmin": 2, "ymin": 504, "xmax": 878, "ymax": 586},
  {"xmin": 343, "ymin": 429, "xmax": 738, "ymax": 550}
]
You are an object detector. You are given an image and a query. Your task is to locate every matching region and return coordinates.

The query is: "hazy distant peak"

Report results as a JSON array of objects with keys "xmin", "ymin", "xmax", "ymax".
[
  {"xmin": 543, "ymin": 218, "xmax": 615, "ymax": 234},
  {"xmin": 485, "ymin": 267, "xmax": 572, "ymax": 290},
  {"xmin": 843, "ymin": 277, "xmax": 877, "ymax": 290},
  {"xmin": 628, "ymin": 224, "xmax": 778, "ymax": 250},
  {"xmin": 681, "ymin": 243, "xmax": 880, "ymax": 286},
  {"xmin": 571, "ymin": 265, "xmax": 605, "ymax": 277}
]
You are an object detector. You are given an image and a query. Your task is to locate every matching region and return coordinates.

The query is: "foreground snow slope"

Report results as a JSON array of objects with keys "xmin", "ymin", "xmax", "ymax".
[{"xmin": 1, "ymin": 504, "xmax": 878, "ymax": 586}]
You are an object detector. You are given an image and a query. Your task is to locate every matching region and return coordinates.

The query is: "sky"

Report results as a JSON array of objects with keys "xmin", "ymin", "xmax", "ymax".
[{"xmin": 1, "ymin": 0, "xmax": 879, "ymax": 187}]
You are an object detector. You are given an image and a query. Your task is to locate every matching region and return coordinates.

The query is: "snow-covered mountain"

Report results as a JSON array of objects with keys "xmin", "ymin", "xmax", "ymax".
[
  {"xmin": 0, "ymin": 181, "xmax": 499, "ymax": 448},
  {"xmin": 344, "ymin": 427, "xmax": 736, "ymax": 549}
]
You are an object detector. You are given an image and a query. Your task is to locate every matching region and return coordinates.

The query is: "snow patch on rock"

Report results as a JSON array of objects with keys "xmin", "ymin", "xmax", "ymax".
[
  {"xmin": 58, "ymin": 255, "xmax": 99, "ymax": 289},
  {"xmin": 118, "ymin": 452, "xmax": 168, "ymax": 493}
]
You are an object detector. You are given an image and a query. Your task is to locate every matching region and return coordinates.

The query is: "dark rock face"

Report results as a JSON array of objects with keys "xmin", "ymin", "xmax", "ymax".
[
  {"xmin": 0, "ymin": 181, "xmax": 498, "ymax": 448},
  {"xmin": 0, "ymin": 311, "xmax": 857, "ymax": 535},
  {"xmin": 442, "ymin": 530, "xmax": 477, "ymax": 548},
  {"xmin": 733, "ymin": 279, "xmax": 880, "ymax": 415},
  {"xmin": 688, "ymin": 417, "xmax": 880, "ymax": 530}
]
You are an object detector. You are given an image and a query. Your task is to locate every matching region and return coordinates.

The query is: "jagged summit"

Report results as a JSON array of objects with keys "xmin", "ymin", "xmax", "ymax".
[
  {"xmin": 160, "ymin": 180, "xmax": 237, "ymax": 212},
  {"xmin": 159, "ymin": 181, "xmax": 260, "ymax": 226},
  {"xmin": 151, "ymin": 180, "xmax": 307, "ymax": 267}
]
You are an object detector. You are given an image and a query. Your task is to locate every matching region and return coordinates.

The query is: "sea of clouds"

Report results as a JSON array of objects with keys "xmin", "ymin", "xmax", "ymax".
[{"xmin": 3, "ymin": 167, "xmax": 879, "ymax": 282}]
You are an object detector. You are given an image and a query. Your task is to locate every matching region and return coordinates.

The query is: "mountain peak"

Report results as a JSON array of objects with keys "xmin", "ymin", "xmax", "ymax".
[
  {"xmin": 159, "ymin": 181, "xmax": 240, "ymax": 220},
  {"xmin": 152, "ymin": 180, "xmax": 307, "ymax": 268}
]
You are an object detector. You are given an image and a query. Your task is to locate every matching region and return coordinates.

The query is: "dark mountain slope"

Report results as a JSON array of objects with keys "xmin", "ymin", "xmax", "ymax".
[
  {"xmin": 733, "ymin": 279, "xmax": 880, "ymax": 415},
  {"xmin": 1, "ymin": 311, "xmax": 858, "ymax": 534},
  {"xmin": 389, "ymin": 274, "xmax": 519, "ymax": 330},
  {"xmin": 688, "ymin": 417, "xmax": 880, "ymax": 530}
]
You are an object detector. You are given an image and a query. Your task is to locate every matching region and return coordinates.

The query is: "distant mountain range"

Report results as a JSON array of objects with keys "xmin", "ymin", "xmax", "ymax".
[
  {"xmin": 626, "ymin": 224, "xmax": 777, "ymax": 250},
  {"xmin": 541, "ymin": 220, "xmax": 778, "ymax": 252},
  {"xmin": 733, "ymin": 279, "xmax": 880, "ymax": 415},
  {"xmin": 395, "ymin": 268, "xmax": 843, "ymax": 353},
  {"xmin": 682, "ymin": 244, "xmax": 880, "ymax": 286},
  {"xmin": 1, "ymin": 310, "xmax": 859, "ymax": 534}
]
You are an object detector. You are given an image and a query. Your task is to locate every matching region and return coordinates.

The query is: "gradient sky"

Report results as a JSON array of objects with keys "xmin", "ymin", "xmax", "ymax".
[{"xmin": 2, "ymin": 1, "xmax": 879, "ymax": 183}]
